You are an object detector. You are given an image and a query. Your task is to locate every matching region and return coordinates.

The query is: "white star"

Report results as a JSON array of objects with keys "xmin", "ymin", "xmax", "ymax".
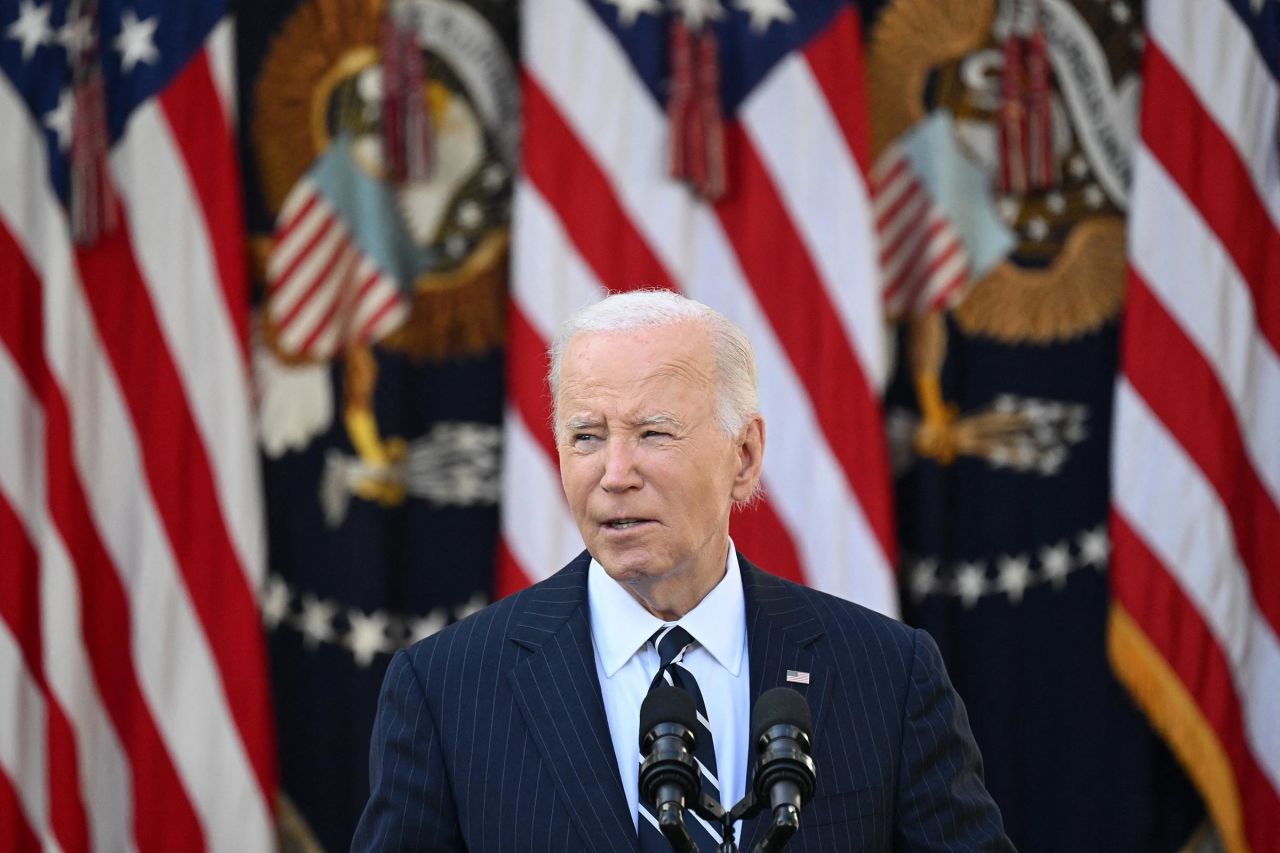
[
  {"xmin": 260, "ymin": 574, "xmax": 292, "ymax": 630},
  {"xmin": 295, "ymin": 594, "xmax": 337, "ymax": 649},
  {"xmin": 996, "ymin": 555, "xmax": 1032, "ymax": 604},
  {"xmin": 1025, "ymin": 216, "xmax": 1050, "ymax": 241},
  {"xmin": 1079, "ymin": 525, "xmax": 1110, "ymax": 569},
  {"xmin": 1040, "ymin": 542, "xmax": 1072, "ymax": 589},
  {"xmin": 603, "ymin": 0, "xmax": 662, "ymax": 26},
  {"xmin": 6, "ymin": 0, "xmax": 52, "ymax": 61},
  {"xmin": 1045, "ymin": 192, "xmax": 1066, "ymax": 214},
  {"xmin": 57, "ymin": 13, "xmax": 93, "ymax": 62},
  {"xmin": 452, "ymin": 592, "xmax": 488, "ymax": 621},
  {"xmin": 677, "ymin": 0, "xmax": 725, "ymax": 30},
  {"xmin": 457, "ymin": 199, "xmax": 484, "ymax": 230},
  {"xmin": 114, "ymin": 9, "xmax": 160, "ymax": 74},
  {"xmin": 909, "ymin": 558, "xmax": 939, "ymax": 602},
  {"xmin": 1083, "ymin": 184, "xmax": 1106, "ymax": 209},
  {"xmin": 346, "ymin": 609, "xmax": 393, "ymax": 668},
  {"xmin": 1068, "ymin": 154, "xmax": 1090, "ymax": 180},
  {"xmin": 735, "ymin": 0, "xmax": 794, "ymax": 34},
  {"xmin": 43, "ymin": 88, "xmax": 73, "ymax": 151},
  {"xmin": 954, "ymin": 562, "xmax": 988, "ymax": 609},
  {"xmin": 996, "ymin": 196, "xmax": 1021, "ymax": 224},
  {"xmin": 407, "ymin": 609, "xmax": 448, "ymax": 643},
  {"xmin": 1109, "ymin": 1, "xmax": 1131, "ymax": 23}
]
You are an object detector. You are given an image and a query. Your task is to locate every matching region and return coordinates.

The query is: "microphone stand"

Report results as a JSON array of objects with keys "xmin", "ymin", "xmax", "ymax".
[{"xmin": 685, "ymin": 786, "xmax": 797, "ymax": 853}]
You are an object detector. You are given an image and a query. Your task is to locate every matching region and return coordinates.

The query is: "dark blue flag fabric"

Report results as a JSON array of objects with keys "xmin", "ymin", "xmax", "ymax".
[
  {"xmin": 861, "ymin": 0, "xmax": 1204, "ymax": 849},
  {"xmin": 236, "ymin": 0, "xmax": 513, "ymax": 847}
]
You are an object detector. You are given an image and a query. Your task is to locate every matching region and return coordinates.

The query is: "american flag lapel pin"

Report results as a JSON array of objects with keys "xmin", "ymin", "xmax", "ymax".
[{"xmin": 786, "ymin": 670, "xmax": 810, "ymax": 685}]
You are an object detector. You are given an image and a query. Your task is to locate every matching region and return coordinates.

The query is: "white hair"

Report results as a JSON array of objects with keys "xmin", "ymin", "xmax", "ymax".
[{"xmin": 547, "ymin": 289, "xmax": 760, "ymax": 438}]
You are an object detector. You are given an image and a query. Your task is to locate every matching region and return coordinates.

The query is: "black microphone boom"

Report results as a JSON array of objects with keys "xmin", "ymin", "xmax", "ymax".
[
  {"xmin": 749, "ymin": 687, "xmax": 817, "ymax": 853},
  {"xmin": 639, "ymin": 686, "xmax": 701, "ymax": 853}
]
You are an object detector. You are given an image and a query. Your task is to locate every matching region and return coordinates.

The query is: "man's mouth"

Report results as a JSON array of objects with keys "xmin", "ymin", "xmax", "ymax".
[{"xmin": 604, "ymin": 518, "xmax": 651, "ymax": 530}]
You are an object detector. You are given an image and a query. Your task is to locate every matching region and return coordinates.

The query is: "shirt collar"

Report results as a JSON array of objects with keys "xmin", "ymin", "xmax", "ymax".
[{"xmin": 587, "ymin": 540, "xmax": 746, "ymax": 679}]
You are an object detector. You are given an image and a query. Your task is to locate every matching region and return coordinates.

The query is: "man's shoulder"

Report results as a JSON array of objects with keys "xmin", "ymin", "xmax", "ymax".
[
  {"xmin": 741, "ymin": 555, "xmax": 919, "ymax": 652},
  {"xmin": 398, "ymin": 552, "xmax": 591, "ymax": 672}
]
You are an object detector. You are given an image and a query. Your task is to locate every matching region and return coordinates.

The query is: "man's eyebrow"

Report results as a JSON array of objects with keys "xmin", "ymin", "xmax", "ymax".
[
  {"xmin": 563, "ymin": 415, "xmax": 602, "ymax": 430},
  {"xmin": 633, "ymin": 413, "xmax": 683, "ymax": 429}
]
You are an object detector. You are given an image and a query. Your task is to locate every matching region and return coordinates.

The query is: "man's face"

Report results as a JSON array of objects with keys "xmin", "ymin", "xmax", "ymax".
[{"xmin": 556, "ymin": 323, "xmax": 762, "ymax": 613}]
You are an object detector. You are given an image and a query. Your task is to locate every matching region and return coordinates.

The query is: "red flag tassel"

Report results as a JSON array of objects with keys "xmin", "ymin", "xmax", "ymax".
[
  {"xmin": 668, "ymin": 17, "xmax": 695, "ymax": 187},
  {"xmin": 694, "ymin": 27, "xmax": 725, "ymax": 201},
  {"xmin": 667, "ymin": 17, "xmax": 725, "ymax": 201},
  {"xmin": 382, "ymin": 12, "xmax": 432, "ymax": 184},
  {"xmin": 997, "ymin": 35, "xmax": 1028, "ymax": 196},
  {"xmin": 70, "ymin": 67, "xmax": 117, "ymax": 244},
  {"xmin": 1026, "ymin": 26, "xmax": 1056, "ymax": 189}
]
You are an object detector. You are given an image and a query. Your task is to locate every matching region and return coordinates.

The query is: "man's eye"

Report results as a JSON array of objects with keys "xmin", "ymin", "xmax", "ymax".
[
  {"xmin": 642, "ymin": 430, "xmax": 670, "ymax": 439},
  {"xmin": 573, "ymin": 434, "xmax": 599, "ymax": 443}
]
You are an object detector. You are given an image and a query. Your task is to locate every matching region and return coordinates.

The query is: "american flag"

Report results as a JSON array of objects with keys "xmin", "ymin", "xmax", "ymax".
[
  {"xmin": 1110, "ymin": 2, "xmax": 1280, "ymax": 852},
  {"xmin": 0, "ymin": 1, "xmax": 275, "ymax": 850},
  {"xmin": 500, "ymin": 0, "xmax": 897, "ymax": 615}
]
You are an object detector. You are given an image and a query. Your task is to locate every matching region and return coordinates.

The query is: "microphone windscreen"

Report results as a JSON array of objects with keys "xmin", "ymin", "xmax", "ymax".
[
  {"xmin": 750, "ymin": 686, "xmax": 812, "ymax": 744},
  {"xmin": 639, "ymin": 685, "xmax": 697, "ymax": 749}
]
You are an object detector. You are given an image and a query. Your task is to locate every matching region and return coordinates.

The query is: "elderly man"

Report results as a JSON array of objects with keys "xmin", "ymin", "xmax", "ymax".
[{"xmin": 353, "ymin": 291, "xmax": 1012, "ymax": 852}]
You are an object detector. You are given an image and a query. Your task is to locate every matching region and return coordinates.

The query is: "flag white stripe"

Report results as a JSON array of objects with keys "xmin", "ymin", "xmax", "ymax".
[
  {"xmin": 207, "ymin": 21, "xmax": 237, "ymax": 127},
  {"xmin": 112, "ymin": 101, "xmax": 265, "ymax": 589},
  {"xmin": 0, "ymin": 624, "xmax": 54, "ymax": 850},
  {"xmin": 501, "ymin": 406, "xmax": 583, "ymax": 583},
  {"xmin": 277, "ymin": 243, "xmax": 359, "ymax": 352},
  {"xmin": 0, "ymin": 76, "xmax": 272, "ymax": 851},
  {"xmin": 1113, "ymin": 380, "xmax": 1280, "ymax": 790},
  {"xmin": 269, "ymin": 198, "xmax": 334, "ymax": 282},
  {"xmin": 742, "ymin": 52, "xmax": 887, "ymax": 389},
  {"xmin": 876, "ymin": 186, "xmax": 929, "ymax": 255},
  {"xmin": 0, "ymin": 351, "xmax": 136, "ymax": 853},
  {"xmin": 525, "ymin": 0, "xmax": 894, "ymax": 610},
  {"xmin": 881, "ymin": 211, "xmax": 956, "ymax": 287},
  {"xmin": 275, "ymin": 178, "xmax": 322, "ymax": 240},
  {"xmin": 1130, "ymin": 146, "xmax": 1280, "ymax": 506},
  {"xmin": 511, "ymin": 180, "xmax": 606, "ymax": 342},
  {"xmin": 270, "ymin": 221, "xmax": 348, "ymax": 322},
  {"xmin": 1148, "ymin": 3, "xmax": 1280, "ymax": 228}
]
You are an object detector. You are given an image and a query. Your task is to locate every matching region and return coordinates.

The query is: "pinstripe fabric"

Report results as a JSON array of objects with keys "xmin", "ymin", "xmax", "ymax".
[{"xmin": 353, "ymin": 552, "xmax": 1013, "ymax": 851}]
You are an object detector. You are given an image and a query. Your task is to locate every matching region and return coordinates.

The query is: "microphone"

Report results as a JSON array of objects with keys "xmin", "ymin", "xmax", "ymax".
[
  {"xmin": 639, "ymin": 686, "xmax": 700, "ymax": 853},
  {"xmin": 750, "ymin": 687, "xmax": 816, "ymax": 853}
]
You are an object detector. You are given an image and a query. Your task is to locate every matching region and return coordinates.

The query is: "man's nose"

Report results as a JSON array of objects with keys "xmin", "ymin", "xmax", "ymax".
[{"xmin": 599, "ymin": 438, "xmax": 642, "ymax": 492}]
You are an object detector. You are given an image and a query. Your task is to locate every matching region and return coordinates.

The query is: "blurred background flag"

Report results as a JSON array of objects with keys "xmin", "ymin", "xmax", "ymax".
[
  {"xmin": 500, "ymin": 0, "xmax": 898, "ymax": 616},
  {"xmin": 0, "ymin": 0, "xmax": 275, "ymax": 850},
  {"xmin": 1109, "ymin": 1, "xmax": 1280, "ymax": 851}
]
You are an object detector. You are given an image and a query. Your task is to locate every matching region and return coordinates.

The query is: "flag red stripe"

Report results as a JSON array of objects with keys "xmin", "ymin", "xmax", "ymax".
[
  {"xmin": 495, "ymin": 538, "xmax": 531, "ymax": 602},
  {"xmin": 275, "ymin": 233, "xmax": 349, "ymax": 332},
  {"xmin": 270, "ymin": 214, "xmax": 337, "ymax": 296},
  {"xmin": 0, "ymin": 768, "xmax": 40, "ymax": 852},
  {"xmin": 714, "ymin": 128, "xmax": 895, "ymax": 561},
  {"xmin": 277, "ymin": 193, "xmax": 320, "ymax": 244},
  {"xmin": 521, "ymin": 72, "xmax": 675, "ymax": 290},
  {"xmin": 73, "ymin": 224, "xmax": 274, "ymax": 800},
  {"xmin": 927, "ymin": 267, "xmax": 969, "ymax": 312},
  {"xmin": 729, "ymin": 500, "xmax": 805, "ymax": 586},
  {"xmin": 884, "ymin": 218, "xmax": 951, "ymax": 298},
  {"xmin": 1123, "ymin": 269, "xmax": 1280, "ymax": 635},
  {"xmin": 158, "ymin": 50, "xmax": 252, "ymax": 366},
  {"xmin": 356, "ymin": 288, "xmax": 404, "ymax": 342},
  {"xmin": 0, "ymin": 497, "xmax": 89, "ymax": 853},
  {"xmin": 507, "ymin": 300, "xmax": 557, "ymax": 462},
  {"xmin": 1143, "ymin": 43, "xmax": 1280, "ymax": 354},
  {"xmin": 295, "ymin": 247, "xmax": 359, "ymax": 352},
  {"xmin": 1111, "ymin": 512, "xmax": 1280, "ymax": 846},
  {"xmin": 875, "ymin": 180, "xmax": 925, "ymax": 238},
  {"xmin": 0, "ymin": 225, "xmax": 205, "ymax": 853},
  {"xmin": 870, "ymin": 154, "xmax": 906, "ymax": 195},
  {"xmin": 803, "ymin": 6, "xmax": 871, "ymax": 174}
]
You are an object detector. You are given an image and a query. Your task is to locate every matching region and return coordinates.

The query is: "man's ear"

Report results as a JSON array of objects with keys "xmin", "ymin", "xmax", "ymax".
[{"xmin": 730, "ymin": 415, "xmax": 765, "ymax": 503}]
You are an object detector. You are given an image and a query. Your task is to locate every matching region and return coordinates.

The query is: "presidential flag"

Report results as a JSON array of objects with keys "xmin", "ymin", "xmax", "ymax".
[
  {"xmin": 502, "ymin": 0, "xmax": 898, "ymax": 617},
  {"xmin": 1110, "ymin": 2, "xmax": 1280, "ymax": 851},
  {"xmin": 0, "ymin": 0, "xmax": 275, "ymax": 850}
]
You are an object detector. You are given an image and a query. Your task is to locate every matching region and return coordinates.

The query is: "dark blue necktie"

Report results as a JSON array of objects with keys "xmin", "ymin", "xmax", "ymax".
[{"xmin": 638, "ymin": 625, "xmax": 723, "ymax": 852}]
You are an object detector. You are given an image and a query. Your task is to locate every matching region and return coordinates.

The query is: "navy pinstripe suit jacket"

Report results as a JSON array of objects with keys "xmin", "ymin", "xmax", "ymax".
[{"xmin": 352, "ymin": 552, "xmax": 1013, "ymax": 852}]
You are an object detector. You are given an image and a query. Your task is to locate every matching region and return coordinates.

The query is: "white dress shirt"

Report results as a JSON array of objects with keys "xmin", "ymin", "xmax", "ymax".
[{"xmin": 587, "ymin": 543, "xmax": 751, "ymax": 839}]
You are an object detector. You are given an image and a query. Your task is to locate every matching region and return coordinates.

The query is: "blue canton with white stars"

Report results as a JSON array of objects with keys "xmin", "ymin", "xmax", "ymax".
[{"xmin": 1, "ymin": 0, "xmax": 223, "ymax": 204}]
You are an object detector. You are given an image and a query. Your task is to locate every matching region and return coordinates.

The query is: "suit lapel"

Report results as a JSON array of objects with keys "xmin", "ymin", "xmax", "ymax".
[
  {"xmin": 507, "ymin": 553, "xmax": 637, "ymax": 852},
  {"xmin": 738, "ymin": 556, "xmax": 831, "ymax": 853}
]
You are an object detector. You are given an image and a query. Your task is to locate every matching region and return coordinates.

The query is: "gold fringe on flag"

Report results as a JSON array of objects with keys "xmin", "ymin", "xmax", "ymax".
[{"xmin": 1108, "ymin": 605, "xmax": 1250, "ymax": 853}]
